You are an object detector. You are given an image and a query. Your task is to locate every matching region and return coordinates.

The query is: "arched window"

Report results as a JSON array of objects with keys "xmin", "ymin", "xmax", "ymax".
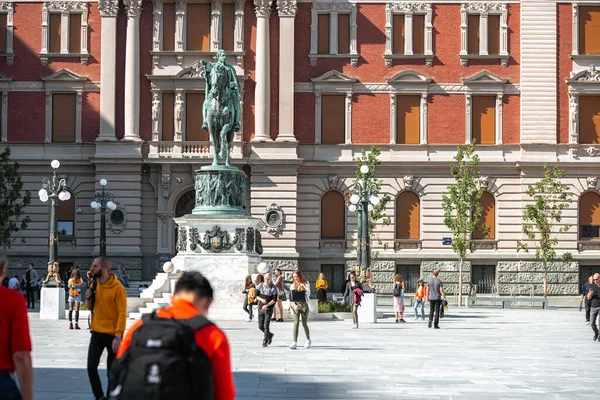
[
  {"xmin": 396, "ymin": 191, "xmax": 420, "ymax": 239},
  {"xmin": 57, "ymin": 191, "xmax": 75, "ymax": 238},
  {"xmin": 580, "ymin": 191, "xmax": 600, "ymax": 239},
  {"xmin": 321, "ymin": 191, "xmax": 345, "ymax": 239},
  {"xmin": 474, "ymin": 192, "xmax": 495, "ymax": 239},
  {"xmin": 175, "ymin": 190, "xmax": 195, "ymax": 217}
]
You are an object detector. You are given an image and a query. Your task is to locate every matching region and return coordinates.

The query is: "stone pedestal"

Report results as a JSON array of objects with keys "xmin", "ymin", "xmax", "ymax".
[
  {"xmin": 359, "ymin": 293, "xmax": 377, "ymax": 323},
  {"xmin": 40, "ymin": 287, "xmax": 65, "ymax": 320}
]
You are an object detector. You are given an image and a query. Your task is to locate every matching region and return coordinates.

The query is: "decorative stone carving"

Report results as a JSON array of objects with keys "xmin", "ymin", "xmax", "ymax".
[
  {"xmin": 569, "ymin": 93, "xmax": 578, "ymax": 143},
  {"xmin": 233, "ymin": 228, "xmax": 245, "ymax": 251},
  {"xmin": 246, "ymin": 227, "xmax": 255, "ymax": 252},
  {"xmin": 151, "ymin": 90, "xmax": 160, "ymax": 133},
  {"xmin": 178, "ymin": 60, "xmax": 206, "ymax": 79},
  {"xmin": 403, "ymin": 175, "xmax": 414, "ymax": 189},
  {"xmin": 124, "ymin": 0, "xmax": 142, "ymax": 17},
  {"xmin": 194, "ymin": 168, "xmax": 247, "ymax": 210},
  {"xmin": 43, "ymin": 262, "xmax": 64, "ymax": 287},
  {"xmin": 585, "ymin": 147, "xmax": 600, "ymax": 157},
  {"xmin": 174, "ymin": 91, "xmax": 184, "ymax": 133},
  {"xmin": 98, "ymin": 0, "xmax": 119, "ymax": 17},
  {"xmin": 315, "ymin": 2, "xmax": 352, "ymax": 12},
  {"xmin": 572, "ymin": 64, "xmax": 600, "ymax": 82},
  {"xmin": 328, "ymin": 175, "xmax": 340, "ymax": 189},
  {"xmin": 108, "ymin": 203, "xmax": 127, "ymax": 234},
  {"xmin": 256, "ymin": 230, "xmax": 263, "ymax": 254},
  {"xmin": 177, "ymin": 227, "xmax": 187, "ymax": 252},
  {"xmin": 264, "ymin": 203, "xmax": 284, "ymax": 235},
  {"xmin": 587, "ymin": 176, "xmax": 598, "ymax": 190},
  {"xmin": 462, "ymin": 2, "xmax": 507, "ymax": 13},
  {"xmin": 478, "ymin": 175, "xmax": 489, "ymax": 190},
  {"xmin": 46, "ymin": 1, "xmax": 88, "ymax": 12},
  {"xmin": 197, "ymin": 226, "xmax": 239, "ymax": 253},
  {"xmin": 254, "ymin": 0, "xmax": 272, "ymax": 17},
  {"xmin": 278, "ymin": 0, "xmax": 297, "ymax": 16},
  {"xmin": 389, "ymin": 2, "xmax": 430, "ymax": 13},
  {"xmin": 161, "ymin": 171, "xmax": 171, "ymax": 190}
]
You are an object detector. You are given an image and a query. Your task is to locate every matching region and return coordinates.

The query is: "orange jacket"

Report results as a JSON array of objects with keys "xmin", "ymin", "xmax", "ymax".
[
  {"xmin": 415, "ymin": 286, "xmax": 426, "ymax": 299},
  {"xmin": 117, "ymin": 299, "xmax": 235, "ymax": 400}
]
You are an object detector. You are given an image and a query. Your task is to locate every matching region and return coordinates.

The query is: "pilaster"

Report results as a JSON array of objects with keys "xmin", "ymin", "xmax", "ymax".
[
  {"xmin": 253, "ymin": 0, "xmax": 271, "ymax": 141},
  {"xmin": 97, "ymin": 0, "xmax": 119, "ymax": 141},
  {"xmin": 277, "ymin": 0, "xmax": 297, "ymax": 142},
  {"xmin": 124, "ymin": 0, "xmax": 142, "ymax": 141}
]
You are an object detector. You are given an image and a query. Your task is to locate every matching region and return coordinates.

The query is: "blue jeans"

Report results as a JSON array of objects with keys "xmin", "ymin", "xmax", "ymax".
[
  {"xmin": 0, "ymin": 376, "xmax": 22, "ymax": 400},
  {"xmin": 414, "ymin": 299, "xmax": 425, "ymax": 319}
]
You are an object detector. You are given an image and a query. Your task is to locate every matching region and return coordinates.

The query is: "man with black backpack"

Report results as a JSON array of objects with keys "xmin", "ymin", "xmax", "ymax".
[{"xmin": 111, "ymin": 271, "xmax": 235, "ymax": 400}]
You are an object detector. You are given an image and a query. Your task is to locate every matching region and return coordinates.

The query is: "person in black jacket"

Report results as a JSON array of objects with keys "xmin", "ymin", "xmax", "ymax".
[
  {"xmin": 341, "ymin": 274, "xmax": 351, "ymax": 304},
  {"xmin": 343, "ymin": 272, "xmax": 363, "ymax": 329},
  {"xmin": 583, "ymin": 275, "xmax": 594, "ymax": 324}
]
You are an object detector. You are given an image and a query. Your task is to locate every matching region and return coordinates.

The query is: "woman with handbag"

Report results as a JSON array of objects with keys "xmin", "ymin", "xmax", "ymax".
[
  {"xmin": 393, "ymin": 274, "xmax": 406, "ymax": 323},
  {"xmin": 289, "ymin": 269, "xmax": 312, "ymax": 350},
  {"xmin": 344, "ymin": 272, "xmax": 363, "ymax": 329},
  {"xmin": 67, "ymin": 269, "xmax": 85, "ymax": 330}
]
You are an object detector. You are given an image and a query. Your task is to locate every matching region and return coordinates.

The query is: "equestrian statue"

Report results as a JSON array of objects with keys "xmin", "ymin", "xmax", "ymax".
[{"xmin": 201, "ymin": 49, "xmax": 241, "ymax": 167}]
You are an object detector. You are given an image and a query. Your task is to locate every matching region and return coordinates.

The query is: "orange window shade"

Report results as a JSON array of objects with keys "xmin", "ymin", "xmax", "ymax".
[
  {"xmin": 318, "ymin": 14, "xmax": 329, "ymax": 54},
  {"xmin": 321, "ymin": 95, "xmax": 345, "ymax": 144},
  {"xmin": 50, "ymin": 14, "xmax": 61, "ymax": 53},
  {"xmin": 468, "ymin": 15, "xmax": 479, "ymax": 54},
  {"xmin": 338, "ymin": 14, "xmax": 350, "ymax": 54},
  {"xmin": 579, "ymin": 7, "xmax": 600, "ymax": 55},
  {"xmin": 488, "ymin": 15, "xmax": 500, "ymax": 55},
  {"xmin": 472, "ymin": 96, "xmax": 496, "ymax": 145},
  {"xmin": 162, "ymin": 3, "xmax": 176, "ymax": 51},
  {"xmin": 474, "ymin": 192, "xmax": 495, "ymax": 239},
  {"xmin": 162, "ymin": 92, "xmax": 175, "ymax": 141},
  {"xmin": 580, "ymin": 96, "xmax": 600, "ymax": 144},
  {"xmin": 57, "ymin": 195, "xmax": 75, "ymax": 222},
  {"xmin": 0, "ymin": 14, "xmax": 7, "ymax": 53},
  {"xmin": 396, "ymin": 95, "xmax": 420, "ymax": 144},
  {"xmin": 396, "ymin": 191, "xmax": 420, "ymax": 239},
  {"xmin": 69, "ymin": 14, "xmax": 81, "ymax": 53},
  {"xmin": 393, "ymin": 14, "xmax": 404, "ymax": 54},
  {"xmin": 580, "ymin": 192, "xmax": 600, "ymax": 239},
  {"xmin": 222, "ymin": 3, "xmax": 235, "ymax": 51},
  {"xmin": 321, "ymin": 191, "xmax": 345, "ymax": 239},
  {"xmin": 187, "ymin": 3, "xmax": 211, "ymax": 51},
  {"xmin": 186, "ymin": 93, "xmax": 208, "ymax": 141},
  {"xmin": 413, "ymin": 15, "xmax": 425, "ymax": 54},
  {"xmin": 52, "ymin": 94, "xmax": 76, "ymax": 143}
]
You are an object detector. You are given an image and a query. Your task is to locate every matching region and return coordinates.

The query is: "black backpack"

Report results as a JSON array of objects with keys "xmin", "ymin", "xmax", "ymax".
[
  {"xmin": 393, "ymin": 283, "xmax": 401, "ymax": 297},
  {"xmin": 108, "ymin": 311, "xmax": 214, "ymax": 400}
]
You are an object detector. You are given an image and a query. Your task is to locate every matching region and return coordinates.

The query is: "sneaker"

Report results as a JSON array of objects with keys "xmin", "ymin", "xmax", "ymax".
[
  {"xmin": 428, "ymin": 322, "xmax": 432, "ymax": 328},
  {"xmin": 277, "ymin": 319, "xmax": 284, "ymax": 322},
  {"xmin": 69, "ymin": 323, "xmax": 73, "ymax": 330},
  {"xmin": 594, "ymin": 334, "xmax": 598, "ymax": 341},
  {"xmin": 247, "ymin": 318, "xmax": 252, "ymax": 322},
  {"xmin": 434, "ymin": 326, "xmax": 440, "ymax": 329},
  {"xmin": 289, "ymin": 342, "xmax": 297, "ymax": 350},
  {"xmin": 413, "ymin": 317, "xmax": 418, "ymax": 321},
  {"xmin": 356, "ymin": 324, "xmax": 359, "ymax": 329},
  {"xmin": 262, "ymin": 341, "xmax": 268, "ymax": 348},
  {"xmin": 352, "ymin": 324, "xmax": 357, "ymax": 329},
  {"xmin": 395, "ymin": 319, "xmax": 399, "ymax": 323},
  {"xmin": 304, "ymin": 339, "xmax": 312, "ymax": 349},
  {"xmin": 75, "ymin": 324, "xmax": 81, "ymax": 330},
  {"xmin": 587, "ymin": 321, "xmax": 591, "ymax": 325},
  {"xmin": 268, "ymin": 332, "xmax": 274, "ymax": 345},
  {"xmin": 399, "ymin": 319, "xmax": 406, "ymax": 323}
]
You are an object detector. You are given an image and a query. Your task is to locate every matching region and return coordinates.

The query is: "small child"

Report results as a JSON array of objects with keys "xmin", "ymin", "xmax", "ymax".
[
  {"xmin": 138, "ymin": 285, "xmax": 144, "ymax": 297},
  {"xmin": 414, "ymin": 279, "xmax": 426, "ymax": 321}
]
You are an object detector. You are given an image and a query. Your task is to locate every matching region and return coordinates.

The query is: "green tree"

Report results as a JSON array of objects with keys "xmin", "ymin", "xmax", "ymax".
[
  {"xmin": 517, "ymin": 164, "xmax": 573, "ymax": 297},
  {"xmin": 441, "ymin": 142, "xmax": 487, "ymax": 306},
  {"xmin": 0, "ymin": 147, "xmax": 31, "ymax": 251}
]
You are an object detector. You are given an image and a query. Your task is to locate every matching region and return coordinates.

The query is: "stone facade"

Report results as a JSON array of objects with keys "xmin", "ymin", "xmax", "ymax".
[{"xmin": 497, "ymin": 261, "xmax": 580, "ymax": 296}]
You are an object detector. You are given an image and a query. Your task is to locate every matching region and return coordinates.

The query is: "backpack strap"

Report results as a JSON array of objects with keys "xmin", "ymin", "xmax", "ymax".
[{"xmin": 140, "ymin": 310, "xmax": 213, "ymax": 331}]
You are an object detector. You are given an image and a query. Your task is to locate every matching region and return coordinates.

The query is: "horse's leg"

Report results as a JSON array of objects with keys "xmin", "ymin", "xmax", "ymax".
[
  {"xmin": 220, "ymin": 123, "xmax": 232, "ymax": 166},
  {"xmin": 209, "ymin": 119, "xmax": 219, "ymax": 166}
]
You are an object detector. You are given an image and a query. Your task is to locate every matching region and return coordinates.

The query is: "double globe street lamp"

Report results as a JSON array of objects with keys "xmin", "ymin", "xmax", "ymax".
[
  {"xmin": 39, "ymin": 160, "xmax": 72, "ymax": 267},
  {"xmin": 91, "ymin": 179, "xmax": 117, "ymax": 257},
  {"xmin": 348, "ymin": 165, "xmax": 380, "ymax": 271}
]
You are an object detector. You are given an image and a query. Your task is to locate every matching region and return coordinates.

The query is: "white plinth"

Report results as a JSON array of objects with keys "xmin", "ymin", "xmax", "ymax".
[
  {"xmin": 40, "ymin": 287, "xmax": 66, "ymax": 320},
  {"xmin": 359, "ymin": 293, "xmax": 377, "ymax": 323}
]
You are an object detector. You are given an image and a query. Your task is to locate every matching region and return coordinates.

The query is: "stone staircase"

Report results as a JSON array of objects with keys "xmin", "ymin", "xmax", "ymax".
[{"xmin": 127, "ymin": 273, "xmax": 179, "ymax": 320}]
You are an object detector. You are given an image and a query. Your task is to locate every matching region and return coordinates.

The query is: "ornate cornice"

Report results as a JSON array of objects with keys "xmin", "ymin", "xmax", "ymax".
[
  {"xmin": 0, "ymin": 2, "xmax": 14, "ymax": 12},
  {"xmin": 45, "ymin": 1, "xmax": 88, "ymax": 12},
  {"xmin": 294, "ymin": 82, "xmax": 521, "ymax": 94},
  {"xmin": 98, "ymin": 0, "xmax": 119, "ymax": 17},
  {"xmin": 387, "ymin": 2, "xmax": 431, "ymax": 13},
  {"xmin": 278, "ymin": 0, "xmax": 297, "ymax": 16},
  {"xmin": 461, "ymin": 2, "xmax": 507, "ymax": 13},
  {"xmin": 568, "ymin": 64, "xmax": 600, "ymax": 83},
  {"xmin": 315, "ymin": 2, "xmax": 353, "ymax": 12},
  {"xmin": 124, "ymin": 0, "xmax": 142, "ymax": 17},
  {"xmin": 254, "ymin": 0, "xmax": 272, "ymax": 17}
]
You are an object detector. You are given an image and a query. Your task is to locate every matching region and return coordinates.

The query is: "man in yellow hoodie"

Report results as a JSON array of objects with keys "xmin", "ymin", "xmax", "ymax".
[{"xmin": 85, "ymin": 256, "xmax": 127, "ymax": 400}]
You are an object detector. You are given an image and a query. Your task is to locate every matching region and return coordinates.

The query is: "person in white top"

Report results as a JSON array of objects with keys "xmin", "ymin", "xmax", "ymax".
[{"xmin": 289, "ymin": 269, "xmax": 312, "ymax": 350}]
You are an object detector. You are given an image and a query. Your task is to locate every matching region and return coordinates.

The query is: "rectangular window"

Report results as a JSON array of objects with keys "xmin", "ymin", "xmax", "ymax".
[
  {"xmin": 413, "ymin": 15, "xmax": 425, "ymax": 54},
  {"xmin": 472, "ymin": 96, "xmax": 496, "ymax": 145},
  {"xmin": 393, "ymin": 15, "xmax": 404, "ymax": 54},
  {"xmin": 396, "ymin": 95, "xmax": 420, "ymax": 144},
  {"xmin": 317, "ymin": 14, "xmax": 329, "ymax": 54},
  {"xmin": 162, "ymin": 92, "xmax": 175, "ymax": 141},
  {"xmin": 488, "ymin": 15, "xmax": 500, "ymax": 55},
  {"xmin": 187, "ymin": 3, "xmax": 211, "ymax": 51},
  {"xmin": 580, "ymin": 96, "xmax": 600, "ymax": 144},
  {"xmin": 69, "ymin": 14, "xmax": 81, "ymax": 53},
  {"xmin": 582, "ymin": 225, "xmax": 600, "ymax": 239},
  {"xmin": 221, "ymin": 3, "xmax": 235, "ymax": 52},
  {"xmin": 52, "ymin": 93, "xmax": 76, "ymax": 143},
  {"xmin": 57, "ymin": 196, "xmax": 75, "ymax": 237},
  {"xmin": 0, "ymin": 14, "xmax": 6, "ymax": 53},
  {"xmin": 468, "ymin": 15, "xmax": 479, "ymax": 55},
  {"xmin": 321, "ymin": 95, "xmax": 345, "ymax": 144},
  {"xmin": 186, "ymin": 93, "xmax": 208, "ymax": 141},
  {"xmin": 338, "ymin": 14, "xmax": 350, "ymax": 54},
  {"xmin": 49, "ymin": 14, "xmax": 61, "ymax": 53},
  {"xmin": 579, "ymin": 6, "xmax": 600, "ymax": 55},
  {"xmin": 162, "ymin": 3, "xmax": 176, "ymax": 51}
]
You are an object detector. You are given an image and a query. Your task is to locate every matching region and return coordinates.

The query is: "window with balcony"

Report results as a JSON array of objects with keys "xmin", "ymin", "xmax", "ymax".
[
  {"xmin": 580, "ymin": 191, "xmax": 600, "ymax": 239},
  {"xmin": 460, "ymin": 3, "xmax": 508, "ymax": 66},
  {"xmin": 574, "ymin": 5, "xmax": 600, "ymax": 56},
  {"xmin": 41, "ymin": 2, "xmax": 88, "ymax": 65},
  {"xmin": 384, "ymin": 2, "xmax": 433, "ymax": 66},
  {"xmin": 309, "ymin": 3, "xmax": 358, "ymax": 66}
]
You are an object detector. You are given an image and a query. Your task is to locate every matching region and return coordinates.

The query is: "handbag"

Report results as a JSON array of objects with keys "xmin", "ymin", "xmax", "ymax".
[{"xmin": 305, "ymin": 292, "xmax": 315, "ymax": 312}]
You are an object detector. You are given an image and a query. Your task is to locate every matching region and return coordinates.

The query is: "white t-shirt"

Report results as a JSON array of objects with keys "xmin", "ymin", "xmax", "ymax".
[{"xmin": 8, "ymin": 277, "xmax": 19, "ymax": 290}]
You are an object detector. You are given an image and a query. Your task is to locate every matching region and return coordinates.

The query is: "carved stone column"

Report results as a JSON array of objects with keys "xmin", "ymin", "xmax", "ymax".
[
  {"xmin": 277, "ymin": 0, "xmax": 297, "ymax": 142},
  {"xmin": 124, "ymin": 0, "xmax": 142, "ymax": 141},
  {"xmin": 253, "ymin": 0, "xmax": 271, "ymax": 141},
  {"xmin": 97, "ymin": 0, "xmax": 119, "ymax": 141}
]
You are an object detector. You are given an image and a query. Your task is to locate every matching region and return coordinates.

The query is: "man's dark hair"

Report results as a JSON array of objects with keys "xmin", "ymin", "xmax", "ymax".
[
  {"xmin": 29, "ymin": 263, "xmax": 34, "ymax": 267},
  {"xmin": 174, "ymin": 271, "xmax": 213, "ymax": 299}
]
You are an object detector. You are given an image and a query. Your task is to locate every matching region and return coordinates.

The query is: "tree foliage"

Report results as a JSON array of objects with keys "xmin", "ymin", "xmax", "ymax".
[
  {"xmin": 517, "ymin": 164, "xmax": 573, "ymax": 267},
  {"xmin": 0, "ymin": 147, "xmax": 31, "ymax": 250},
  {"xmin": 441, "ymin": 141, "xmax": 487, "ymax": 261}
]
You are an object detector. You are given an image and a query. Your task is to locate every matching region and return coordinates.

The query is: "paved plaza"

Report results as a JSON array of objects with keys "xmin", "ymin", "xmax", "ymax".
[{"xmin": 30, "ymin": 307, "xmax": 594, "ymax": 400}]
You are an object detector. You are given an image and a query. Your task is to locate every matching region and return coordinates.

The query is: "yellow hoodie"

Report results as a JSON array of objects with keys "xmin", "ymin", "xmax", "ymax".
[{"xmin": 87, "ymin": 273, "xmax": 127, "ymax": 337}]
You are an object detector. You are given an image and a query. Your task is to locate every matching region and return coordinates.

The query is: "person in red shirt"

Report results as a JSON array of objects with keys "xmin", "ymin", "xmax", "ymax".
[
  {"xmin": 117, "ymin": 271, "xmax": 235, "ymax": 400},
  {"xmin": 0, "ymin": 253, "xmax": 33, "ymax": 400}
]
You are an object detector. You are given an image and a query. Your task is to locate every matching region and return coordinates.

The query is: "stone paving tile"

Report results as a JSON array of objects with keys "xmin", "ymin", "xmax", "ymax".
[{"xmin": 25, "ymin": 307, "xmax": 600, "ymax": 399}]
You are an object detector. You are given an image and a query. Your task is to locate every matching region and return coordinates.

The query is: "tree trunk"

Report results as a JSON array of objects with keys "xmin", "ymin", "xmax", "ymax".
[
  {"xmin": 458, "ymin": 258, "xmax": 463, "ymax": 307},
  {"xmin": 543, "ymin": 260, "xmax": 548, "ymax": 299}
]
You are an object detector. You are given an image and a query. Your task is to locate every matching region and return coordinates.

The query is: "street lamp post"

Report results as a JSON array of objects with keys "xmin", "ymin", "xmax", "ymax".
[
  {"xmin": 39, "ymin": 160, "xmax": 71, "ymax": 267},
  {"xmin": 348, "ymin": 165, "xmax": 380, "ymax": 272},
  {"xmin": 91, "ymin": 179, "xmax": 117, "ymax": 256}
]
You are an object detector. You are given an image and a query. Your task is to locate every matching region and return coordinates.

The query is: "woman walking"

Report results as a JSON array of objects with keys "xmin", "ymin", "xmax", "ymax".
[
  {"xmin": 393, "ymin": 274, "xmax": 406, "ymax": 323},
  {"xmin": 242, "ymin": 275, "xmax": 255, "ymax": 321},
  {"xmin": 289, "ymin": 269, "xmax": 312, "ymax": 349},
  {"xmin": 316, "ymin": 272, "xmax": 328, "ymax": 303},
  {"xmin": 414, "ymin": 279, "xmax": 426, "ymax": 320},
  {"xmin": 344, "ymin": 272, "xmax": 363, "ymax": 329},
  {"xmin": 67, "ymin": 268, "xmax": 85, "ymax": 329},
  {"xmin": 272, "ymin": 268, "xmax": 285, "ymax": 322}
]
